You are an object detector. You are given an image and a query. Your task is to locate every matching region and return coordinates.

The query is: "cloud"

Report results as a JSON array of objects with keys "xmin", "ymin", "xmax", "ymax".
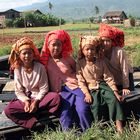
[{"xmin": 0, "ymin": 0, "xmax": 47, "ymax": 11}]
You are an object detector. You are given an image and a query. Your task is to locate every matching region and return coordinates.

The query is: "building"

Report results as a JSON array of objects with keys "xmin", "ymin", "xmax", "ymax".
[
  {"xmin": 102, "ymin": 11, "xmax": 127, "ymax": 24},
  {"xmin": 0, "ymin": 9, "xmax": 20, "ymax": 27},
  {"xmin": 21, "ymin": 9, "xmax": 43, "ymax": 27},
  {"xmin": 22, "ymin": 9, "xmax": 43, "ymax": 15}
]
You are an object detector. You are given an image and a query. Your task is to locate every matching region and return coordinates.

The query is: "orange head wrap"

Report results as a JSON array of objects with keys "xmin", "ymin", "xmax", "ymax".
[
  {"xmin": 9, "ymin": 37, "xmax": 40, "ymax": 69},
  {"xmin": 99, "ymin": 23, "xmax": 124, "ymax": 47},
  {"xmin": 40, "ymin": 30, "xmax": 73, "ymax": 66}
]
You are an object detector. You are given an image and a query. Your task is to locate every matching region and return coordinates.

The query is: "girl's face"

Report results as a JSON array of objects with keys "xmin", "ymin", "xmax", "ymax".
[
  {"xmin": 82, "ymin": 44, "xmax": 96, "ymax": 61},
  {"xmin": 19, "ymin": 47, "xmax": 34, "ymax": 67},
  {"xmin": 101, "ymin": 37, "xmax": 112, "ymax": 51},
  {"xmin": 48, "ymin": 39, "xmax": 62, "ymax": 58}
]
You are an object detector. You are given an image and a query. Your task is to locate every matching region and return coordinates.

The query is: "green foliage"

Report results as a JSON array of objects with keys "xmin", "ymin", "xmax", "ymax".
[
  {"xmin": 5, "ymin": 19, "xmax": 14, "ymax": 27},
  {"xmin": 5, "ymin": 13, "xmax": 65, "ymax": 28},
  {"xmin": 71, "ymin": 35, "xmax": 79, "ymax": 60},
  {"xmin": 13, "ymin": 17, "xmax": 24, "ymax": 27},
  {"xmin": 32, "ymin": 119, "xmax": 140, "ymax": 140},
  {"xmin": 34, "ymin": 38, "xmax": 44, "ymax": 52},
  {"xmin": 0, "ymin": 45, "xmax": 11, "ymax": 56},
  {"xmin": 124, "ymin": 44, "xmax": 140, "ymax": 66},
  {"xmin": 131, "ymin": 48, "xmax": 140, "ymax": 67}
]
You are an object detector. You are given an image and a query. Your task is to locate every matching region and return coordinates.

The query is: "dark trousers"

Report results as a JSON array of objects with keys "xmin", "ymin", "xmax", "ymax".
[
  {"xmin": 4, "ymin": 92, "xmax": 60, "ymax": 128},
  {"xmin": 90, "ymin": 82, "xmax": 124, "ymax": 122}
]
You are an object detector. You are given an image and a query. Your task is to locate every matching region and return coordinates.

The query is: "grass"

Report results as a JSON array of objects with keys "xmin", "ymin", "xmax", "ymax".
[
  {"xmin": 31, "ymin": 118, "xmax": 140, "ymax": 140},
  {"xmin": 0, "ymin": 23, "xmax": 99, "ymax": 34}
]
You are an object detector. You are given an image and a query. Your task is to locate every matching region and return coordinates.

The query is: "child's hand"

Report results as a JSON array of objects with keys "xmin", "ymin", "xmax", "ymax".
[
  {"xmin": 84, "ymin": 93, "xmax": 93, "ymax": 104},
  {"xmin": 122, "ymin": 88, "xmax": 130, "ymax": 96},
  {"xmin": 24, "ymin": 100, "xmax": 30, "ymax": 112},
  {"xmin": 114, "ymin": 91, "xmax": 123, "ymax": 102},
  {"xmin": 29, "ymin": 100, "xmax": 40, "ymax": 113}
]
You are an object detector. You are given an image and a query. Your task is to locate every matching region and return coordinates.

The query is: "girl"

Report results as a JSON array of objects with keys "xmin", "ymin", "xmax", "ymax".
[
  {"xmin": 40, "ymin": 30, "xmax": 92, "ymax": 132},
  {"xmin": 99, "ymin": 23, "xmax": 134, "ymax": 94},
  {"xmin": 4, "ymin": 37, "xmax": 60, "ymax": 128},
  {"xmin": 76, "ymin": 35, "xmax": 124, "ymax": 132}
]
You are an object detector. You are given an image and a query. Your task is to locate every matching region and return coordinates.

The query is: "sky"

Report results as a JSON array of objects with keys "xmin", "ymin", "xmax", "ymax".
[{"xmin": 0, "ymin": 0, "xmax": 47, "ymax": 11}]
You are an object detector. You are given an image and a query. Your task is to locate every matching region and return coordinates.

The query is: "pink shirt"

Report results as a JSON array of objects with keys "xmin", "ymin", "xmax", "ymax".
[
  {"xmin": 47, "ymin": 56, "xmax": 78, "ymax": 92},
  {"xmin": 104, "ymin": 47, "xmax": 132, "ymax": 88},
  {"xmin": 14, "ymin": 62, "xmax": 49, "ymax": 102}
]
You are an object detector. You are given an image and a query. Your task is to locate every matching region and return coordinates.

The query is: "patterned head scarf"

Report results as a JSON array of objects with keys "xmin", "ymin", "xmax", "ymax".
[
  {"xmin": 9, "ymin": 37, "xmax": 40, "ymax": 69},
  {"xmin": 40, "ymin": 30, "xmax": 73, "ymax": 66},
  {"xmin": 99, "ymin": 23, "xmax": 124, "ymax": 48},
  {"xmin": 79, "ymin": 35, "xmax": 101, "ymax": 49},
  {"xmin": 78, "ymin": 35, "xmax": 102, "ymax": 59}
]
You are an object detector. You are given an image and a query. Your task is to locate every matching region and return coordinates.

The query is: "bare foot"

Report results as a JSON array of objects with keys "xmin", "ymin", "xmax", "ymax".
[{"xmin": 116, "ymin": 120, "xmax": 123, "ymax": 133}]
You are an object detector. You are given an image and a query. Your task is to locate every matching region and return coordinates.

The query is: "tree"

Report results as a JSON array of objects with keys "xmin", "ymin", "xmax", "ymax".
[
  {"xmin": 48, "ymin": 2, "xmax": 53, "ymax": 12},
  {"xmin": 94, "ymin": 6, "xmax": 99, "ymax": 16}
]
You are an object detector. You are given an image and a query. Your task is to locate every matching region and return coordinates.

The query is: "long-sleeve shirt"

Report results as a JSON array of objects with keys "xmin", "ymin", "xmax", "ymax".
[
  {"xmin": 104, "ymin": 47, "xmax": 132, "ymax": 88},
  {"xmin": 14, "ymin": 62, "xmax": 49, "ymax": 102},
  {"xmin": 76, "ymin": 58, "xmax": 118, "ymax": 95},
  {"xmin": 47, "ymin": 56, "xmax": 78, "ymax": 92}
]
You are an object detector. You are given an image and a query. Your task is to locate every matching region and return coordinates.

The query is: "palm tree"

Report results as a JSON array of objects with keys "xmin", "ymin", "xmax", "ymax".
[
  {"xmin": 94, "ymin": 6, "xmax": 99, "ymax": 16},
  {"xmin": 48, "ymin": 2, "xmax": 53, "ymax": 12},
  {"xmin": 94, "ymin": 6, "xmax": 101, "ymax": 23}
]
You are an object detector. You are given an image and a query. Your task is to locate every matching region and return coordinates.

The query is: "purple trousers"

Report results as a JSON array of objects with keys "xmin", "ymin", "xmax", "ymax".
[
  {"xmin": 59, "ymin": 86, "xmax": 93, "ymax": 132},
  {"xmin": 4, "ymin": 92, "xmax": 60, "ymax": 128}
]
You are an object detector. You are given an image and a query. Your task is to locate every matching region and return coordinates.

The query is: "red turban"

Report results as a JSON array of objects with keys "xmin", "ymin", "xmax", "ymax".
[
  {"xmin": 99, "ymin": 23, "xmax": 124, "ymax": 47},
  {"xmin": 40, "ymin": 30, "xmax": 73, "ymax": 66}
]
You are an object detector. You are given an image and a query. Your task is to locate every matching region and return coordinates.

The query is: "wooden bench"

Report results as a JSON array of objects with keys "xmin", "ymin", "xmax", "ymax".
[
  {"xmin": 0, "ymin": 78, "xmax": 16, "ymax": 102},
  {"xmin": 0, "ymin": 112, "xmax": 59, "ymax": 136},
  {"xmin": 0, "ymin": 69, "xmax": 140, "ymax": 138}
]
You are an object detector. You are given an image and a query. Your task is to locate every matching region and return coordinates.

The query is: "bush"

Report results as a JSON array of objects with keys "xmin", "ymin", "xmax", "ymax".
[
  {"xmin": 0, "ymin": 45, "xmax": 11, "ymax": 56},
  {"xmin": 5, "ymin": 19, "xmax": 14, "ymax": 27},
  {"xmin": 13, "ymin": 17, "xmax": 24, "ymax": 27},
  {"xmin": 7, "ymin": 13, "xmax": 66, "ymax": 28}
]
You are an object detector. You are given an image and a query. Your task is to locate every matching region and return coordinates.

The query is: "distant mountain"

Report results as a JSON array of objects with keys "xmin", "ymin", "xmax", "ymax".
[{"xmin": 16, "ymin": 0, "xmax": 140, "ymax": 20}]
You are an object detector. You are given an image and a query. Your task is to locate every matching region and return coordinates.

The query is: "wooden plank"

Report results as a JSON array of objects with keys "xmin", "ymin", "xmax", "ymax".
[
  {"xmin": 133, "ymin": 72, "xmax": 140, "ymax": 81},
  {"xmin": 0, "ymin": 102, "xmax": 8, "ymax": 113},
  {"xmin": 0, "ymin": 80, "xmax": 15, "ymax": 102},
  {"xmin": 2, "ymin": 80, "xmax": 14, "ymax": 93},
  {"xmin": 0, "ymin": 113, "xmax": 59, "ymax": 135},
  {"xmin": 0, "ymin": 93, "xmax": 16, "ymax": 101},
  {"xmin": 0, "ymin": 55, "xmax": 9, "ymax": 62},
  {"xmin": 0, "ymin": 77, "xmax": 12, "ymax": 85}
]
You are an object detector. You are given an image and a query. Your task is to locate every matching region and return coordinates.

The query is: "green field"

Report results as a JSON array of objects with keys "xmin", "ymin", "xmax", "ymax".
[{"xmin": 0, "ymin": 23, "xmax": 140, "ymax": 66}]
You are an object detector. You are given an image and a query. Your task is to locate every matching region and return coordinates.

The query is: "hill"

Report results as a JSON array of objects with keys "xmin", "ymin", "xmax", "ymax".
[{"xmin": 16, "ymin": 0, "xmax": 140, "ymax": 20}]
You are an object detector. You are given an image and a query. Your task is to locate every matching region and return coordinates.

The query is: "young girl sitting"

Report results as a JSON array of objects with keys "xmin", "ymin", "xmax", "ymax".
[
  {"xmin": 40, "ymin": 30, "xmax": 93, "ymax": 132},
  {"xmin": 4, "ymin": 37, "xmax": 60, "ymax": 128},
  {"xmin": 99, "ymin": 23, "xmax": 134, "ymax": 94},
  {"xmin": 76, "ymin": 35, "xmax": 124, "ymax": 132}
]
